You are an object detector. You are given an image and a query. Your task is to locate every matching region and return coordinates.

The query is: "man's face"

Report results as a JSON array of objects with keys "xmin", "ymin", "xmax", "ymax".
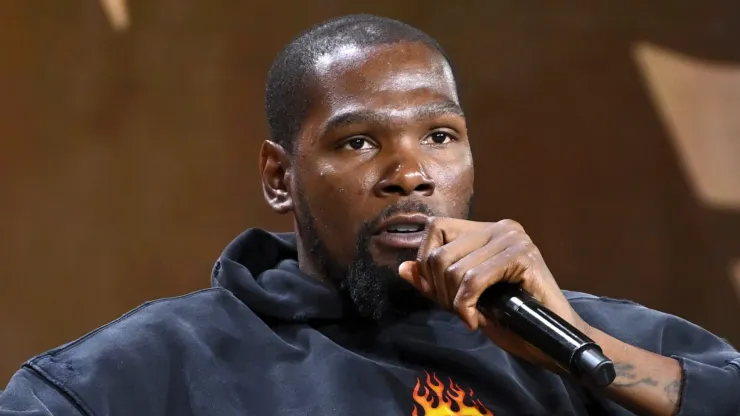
[{"xmin": 290, "ymin": 41, "xmax": 474, "ymax": 320}]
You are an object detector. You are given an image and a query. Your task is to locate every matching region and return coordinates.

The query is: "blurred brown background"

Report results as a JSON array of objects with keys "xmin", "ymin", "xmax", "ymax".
[{"xmin": 2, "ymin": 1, "xmax": 739, "ymax": 382}]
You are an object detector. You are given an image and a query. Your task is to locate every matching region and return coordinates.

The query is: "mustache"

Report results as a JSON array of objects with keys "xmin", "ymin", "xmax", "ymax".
[{"xmin": 359, "ymin": 200, "xmax": 439, "ymax": 238}]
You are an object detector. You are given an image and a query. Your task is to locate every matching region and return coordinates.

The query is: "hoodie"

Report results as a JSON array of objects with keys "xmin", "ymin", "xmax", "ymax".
[{"xmin": 1, "ymin": 229, "xmax": 739, "ymax": 415}]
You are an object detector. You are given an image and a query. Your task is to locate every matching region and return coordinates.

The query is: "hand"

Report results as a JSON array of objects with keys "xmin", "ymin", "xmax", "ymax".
[{"xmin": 398, "ymin": 217, "xmax": 592, "ymax": 372}]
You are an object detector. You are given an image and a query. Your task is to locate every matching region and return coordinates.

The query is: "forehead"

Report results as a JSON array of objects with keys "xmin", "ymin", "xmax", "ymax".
[{"xmin": 307, "ymin": 41, "xmax": 459, "ymax": 117}]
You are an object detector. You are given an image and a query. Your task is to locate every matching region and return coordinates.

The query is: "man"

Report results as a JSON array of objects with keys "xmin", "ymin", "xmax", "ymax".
[{"xmin": 1, "ymin": 14, "xmax": 738, "ymax": 416}]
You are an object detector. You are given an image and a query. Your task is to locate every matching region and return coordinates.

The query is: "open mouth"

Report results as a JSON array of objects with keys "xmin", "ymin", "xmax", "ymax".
[
  {"xmin": 371, "ymin": 214, "xmax": 429, "ymax": 249},
  {"xmin": 372, "ymin": 213, "xmax": 429, "ymax": 235},
  {"xmin": 382, "ymin": 223, "xmax": 426, "ymax": 234}
]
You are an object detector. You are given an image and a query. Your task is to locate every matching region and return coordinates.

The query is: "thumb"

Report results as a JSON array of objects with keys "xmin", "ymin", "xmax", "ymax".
[{"xmin": 398, "ymin": 261, "xmax": 430, "ymax": 293}]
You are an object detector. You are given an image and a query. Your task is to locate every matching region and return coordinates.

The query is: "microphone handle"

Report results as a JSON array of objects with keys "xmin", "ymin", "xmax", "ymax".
[{"xmin": 477, "ymin": 283, "xmax": 616, "ymax": 387}]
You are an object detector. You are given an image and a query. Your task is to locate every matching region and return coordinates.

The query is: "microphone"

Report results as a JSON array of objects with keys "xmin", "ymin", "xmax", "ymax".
[{"xmin": 477, "ymin": 283, "xmax": 616, "ymax": 387}]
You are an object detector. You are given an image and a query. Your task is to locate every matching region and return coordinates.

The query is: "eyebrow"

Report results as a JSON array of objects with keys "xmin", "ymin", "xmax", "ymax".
[{"xmin": 322, "ymin": 101, "xmax": 465, "ymax": 133}]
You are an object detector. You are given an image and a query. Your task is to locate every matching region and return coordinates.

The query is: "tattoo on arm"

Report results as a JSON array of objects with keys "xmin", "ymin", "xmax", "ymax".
[
  {"xmin": 663, "ymin": 380, "xmax": 681, "ymax": 405},
  {"xmin": 612, "ymin": 363, "xmax": 659, "ymax": 387},
  {"xmin": 612, "ymin": 363, "xmax": 683, "ymax": 407}
]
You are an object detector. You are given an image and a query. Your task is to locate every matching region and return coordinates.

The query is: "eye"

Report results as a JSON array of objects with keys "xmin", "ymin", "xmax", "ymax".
[
  {"xmin": 422, "ymin": 131, "xmax": 455, "ymax": 145},
  {"xmin": 341, "ymin": 138, "xmax": 375, "ymax": 151}
]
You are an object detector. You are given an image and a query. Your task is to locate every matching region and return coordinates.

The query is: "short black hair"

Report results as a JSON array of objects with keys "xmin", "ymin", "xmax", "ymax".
[{"xmin": 264, "ymin": 14, "xmax": 456, "ymax": 154}]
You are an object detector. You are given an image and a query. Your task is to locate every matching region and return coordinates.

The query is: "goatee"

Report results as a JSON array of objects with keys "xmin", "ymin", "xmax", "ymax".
[{"xmin": 296, "ymin": 195, "xmax": 473, "ymax": 323}]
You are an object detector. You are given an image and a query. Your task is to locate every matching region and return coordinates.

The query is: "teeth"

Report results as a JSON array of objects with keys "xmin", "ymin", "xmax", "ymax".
[{"xmin": 387, "ymin": 223, "xmax": 423, "ymax": 233}]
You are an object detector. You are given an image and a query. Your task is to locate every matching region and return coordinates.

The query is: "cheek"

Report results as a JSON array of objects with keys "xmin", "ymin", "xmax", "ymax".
[
  {"xmin": 438, "ymin": 145, "xmax": 472, "ymax": 177},
  {"xmin": 433, "ymin": 154, "xmax": 475, "ymax": 214},
  {"xmin": 316, "ymin": 159, "xmax": 377, "ymax": 200},
  {"xmin": 303, "ymin": 160, "xmax": 375, "ymax": 240}
]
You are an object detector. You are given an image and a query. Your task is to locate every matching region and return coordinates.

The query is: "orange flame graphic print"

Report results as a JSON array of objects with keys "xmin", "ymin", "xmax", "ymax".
[{"xmin": 411, "ymin": 372, "xmax": 493, "ymax": 416}]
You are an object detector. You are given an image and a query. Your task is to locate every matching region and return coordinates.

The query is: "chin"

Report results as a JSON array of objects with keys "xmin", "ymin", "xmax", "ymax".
[
  {"xmin": 368, "ymin": 254, "xmax": 404, "ymax": 271},
  {"xmin": 370, "ymin": 246, "xmax": 418, "ymax": 268}
]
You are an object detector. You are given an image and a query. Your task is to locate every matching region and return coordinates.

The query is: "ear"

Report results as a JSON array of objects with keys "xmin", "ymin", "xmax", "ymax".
[{"xmin": 259, "ymin": 140, "xmax": 293, "ymax": 214}]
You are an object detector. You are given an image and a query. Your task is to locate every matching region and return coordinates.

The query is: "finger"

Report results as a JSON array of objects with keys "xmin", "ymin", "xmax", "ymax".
[
  {"xmin": 418, "ymin": 217, "xmax": 478, "ymax": 257},
  {"xmin": 487, "ymin": 224, "xmax": 529, "ymax": 251},
  {"xmin": 423, "ymin": 230, "xmax": 492, "ymax": 310},
  {"xmin": 488, "ymin": 219, "xmax": 526, "ymax": 239},
  {"xmin": 443, "ymin": 233, "xmax": 515, "ymax": 300},
  {"xmin": 415, "ymin": 217, "xmax": 454, "ymax": 306},
  {"xmin": 416, "ymin": 217, "xmax": 530, "ymax": 313},
  {"xmin": 415, "ymin": 217, "xmax": 448, "ymax": 292},
  {"xmin": 443, "ymin": 228, "xmax": 528, "ymax": 310},
  {"xmin": 416, "ymin": 217, "xmax": 485, "ymax": 267},
  {"xmin": 451, "ymin": 245, "xmax": 534, "ymax": 329},
  {"xmin": 398, "ymin": 261, "xmax": 431, "ymax": 295}
]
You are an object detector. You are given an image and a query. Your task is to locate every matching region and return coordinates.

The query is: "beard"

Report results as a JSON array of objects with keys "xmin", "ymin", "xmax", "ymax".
[{"xmin": 296, "ymin": 194, "xmax": 474, "ymax": 324}]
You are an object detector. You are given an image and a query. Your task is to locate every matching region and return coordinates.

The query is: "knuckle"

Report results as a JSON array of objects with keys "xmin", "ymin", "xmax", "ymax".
[
  {"xmin": 484, "ymin": 222, "xmax": 499, "ymax": 233},
  {"xmin": 460, "ymin": 268, "xmax": 480, "ymax": 294},
  {"xmin": 499, "ymin": 218, "xmax": 524, "ymax": 232},
  {"xmin": 453, "ymin": 276, "xmax": 477, "ymax": 311},
  {"xmin": 502, "ymin": 228, "xmax": 521, "ymax": 242},
  {"xmin": 427, "ymin": 246, "xmax": 448, "ymax": 269},
  {"xmin": 516, "ymin": 240, "xmax": 540, "ymax": 262},
  {"xmin": 516, "ymin": 239, "xmax": 533, "ymax": 250},
  {"xmin": 527, "ymin": 247, "xmax": 541, "ymax": 262},
  {"xmin": 502, "ymin": 244, "xmax": 517, "ymax": 259},
  {"xmin": 444, "ymin": 263, "xmax": 465, "ymax": 282}
]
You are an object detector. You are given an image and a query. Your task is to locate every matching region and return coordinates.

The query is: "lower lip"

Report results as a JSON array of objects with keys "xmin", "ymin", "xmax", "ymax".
[{"xmin": 371, "ymin": 231, "xmax": 425, "ymax": 249}]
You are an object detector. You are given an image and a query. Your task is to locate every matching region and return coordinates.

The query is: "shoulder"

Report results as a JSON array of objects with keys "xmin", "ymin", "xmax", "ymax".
[
  {"xmin": 24, "ymin": 288, "xmax": 256, "ymax": 413},
  {"xmin": 34, "ymin": 288, "xmax": 248, "ymax": 361}
]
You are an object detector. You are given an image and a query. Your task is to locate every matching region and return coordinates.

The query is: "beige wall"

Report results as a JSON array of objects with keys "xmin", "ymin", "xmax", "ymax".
[{"xmin": 2, "ymin": 1, "xmax": 739, "ymax": 382}]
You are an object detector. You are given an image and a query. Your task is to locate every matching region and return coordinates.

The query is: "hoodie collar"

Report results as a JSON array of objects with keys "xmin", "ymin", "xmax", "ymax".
[{"xmin": 211, "ymin": 228, "xmax": 345, "ymax": 322}]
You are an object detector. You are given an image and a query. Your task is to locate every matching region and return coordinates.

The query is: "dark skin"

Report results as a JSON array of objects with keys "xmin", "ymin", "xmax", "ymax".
[{"xmin": 260, "ymin": 41, "xmax": 682, "ymax": 416}]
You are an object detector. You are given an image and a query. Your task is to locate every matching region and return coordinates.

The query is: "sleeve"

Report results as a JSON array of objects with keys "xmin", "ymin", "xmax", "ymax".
[
  {"xmin": 570, "ymin": 295, "xmax": 740, "ymax": 416},
  {"xmin": 0, "ymin": 367, "xmax": 84, "ymax": 416}
]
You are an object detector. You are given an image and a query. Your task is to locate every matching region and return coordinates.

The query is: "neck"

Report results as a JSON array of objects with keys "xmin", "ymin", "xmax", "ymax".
[{"xmin": 294, "ymin": 221, "xmax": 335, "ymax": 285}]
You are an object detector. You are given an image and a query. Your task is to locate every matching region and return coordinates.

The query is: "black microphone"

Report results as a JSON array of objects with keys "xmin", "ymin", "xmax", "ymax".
[{"xmin": 477, "ymin": 283, "xmax": 616, "ymax": 387}]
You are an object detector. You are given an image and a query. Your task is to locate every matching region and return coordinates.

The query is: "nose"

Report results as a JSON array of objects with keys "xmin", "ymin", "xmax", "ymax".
[{"xmin": 373, "ymin": 154, "xmax": 436, "ymax": 198}]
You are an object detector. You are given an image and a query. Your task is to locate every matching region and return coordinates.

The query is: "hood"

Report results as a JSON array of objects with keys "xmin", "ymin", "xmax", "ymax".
[{"xmin": 211, "ymin": 228, "xmax": 345, "ymax": 322}]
